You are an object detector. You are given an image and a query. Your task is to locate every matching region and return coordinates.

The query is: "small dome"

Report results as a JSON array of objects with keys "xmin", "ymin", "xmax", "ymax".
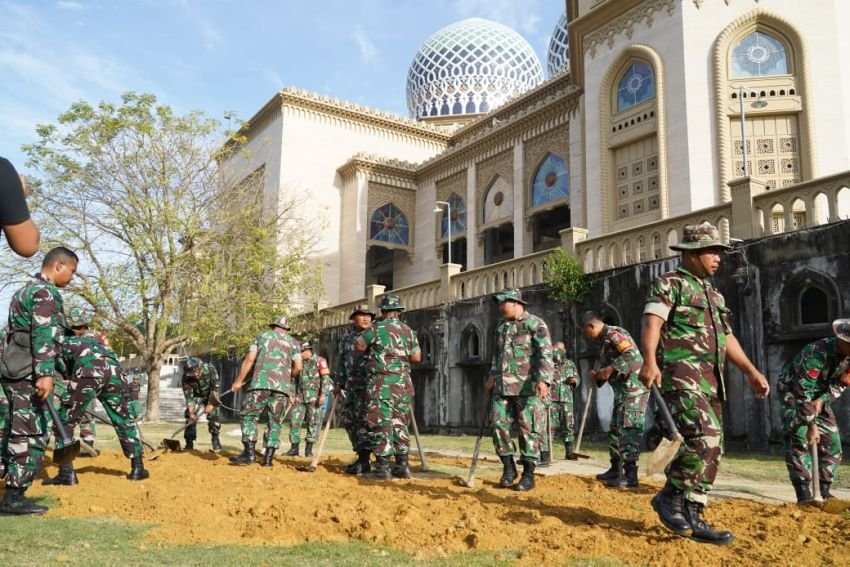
[
  {"xmin": 406, "ymin": 18, "xmax": 544, "ymax": 120},
  {"xmin": 547, "ymin": 13, "xmax": 569, "ymax": 76}
]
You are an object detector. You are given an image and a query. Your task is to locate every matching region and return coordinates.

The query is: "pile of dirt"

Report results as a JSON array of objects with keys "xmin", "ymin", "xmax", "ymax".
[{"xmin": 34, "ymin": 451, "xmax": 850, "ymax": 565}]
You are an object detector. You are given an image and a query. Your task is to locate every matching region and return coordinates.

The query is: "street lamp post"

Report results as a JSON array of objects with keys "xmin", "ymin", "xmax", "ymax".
[
  {"xmin": 434, "ymin": 200, "xmax": 452, "ymax": 265},
  {"xmin": 739, "ymin": 85, "xmax": 768, "ymax": 177}
]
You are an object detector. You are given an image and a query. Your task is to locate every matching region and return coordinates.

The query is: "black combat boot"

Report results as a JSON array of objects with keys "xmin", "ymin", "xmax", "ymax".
[
  {"xmin": 304, "ymin": 442, "xmax": 314, "ymax": 458},
  {"xmin": 596, "ymin": 457, "xmax": 620, "ymax": 481},
  {"xmin": 539, "ymin": 450, "xmax": 551, "ymax": 468},
  {"xmin": 391, "ymin": 454, "xmax": 412, "ymax": 479},
  {"xmin": 515, "ymin": 460, "xmax": 536, "ymax": 492},
  {"xmin": 229, "ymin": 441, "xmax": 257, "ymax": 465},
  {"xmin": 261, "ymin": 447, "xmax": 276, "ymax": 467},
  {"xmin": 606, "ymin": 460, "xmax": 639, "ymax": 489},
  {"xmin": 345, "ymin": 451, "xmax": 371, "ymax": 475},
  {"xmin": 684, "ymin": 500, "xmax": 734, "ymax": 545},
  {"xmin": 650, "ymin": 485, "xmax": 692, "ymax": 536},
  {"xmin": 127, "ymin": 456, "xmax": 150, "ymax": 481},
  {"xmin": 284, "ymin": 443, "xmax": 300, "ymax": 457},
  {"xmin": 0, "ymin": 487, "xmax": 48, "ymax": 515},
  {"xmin": 210, "ymin": 435, "xmax": 222, "ymax": 452},
  {"xmin": 499, "ymin": 455, "xmax": 518, "ymax": 488},
  {"xmin": 43, "ymin": 463, "xmax": 79, "ymax": 486},
  {"xmin": 184, "ymin": 438, "xmax": 195, "ymax": 451},
  {"xmin": 564, "ymin": 442, "xmax": 577, "ymax": 460},
  {"xmin": 364, "ymin": 456, "xmax": 391, "ymax": 480},
  {"xmin": 820, "ymin": 480, "xmax": 835, "ymax": 500},
  {"xmin": 792, "ymin": 479, "xmax": 813, "ymax": 504}
]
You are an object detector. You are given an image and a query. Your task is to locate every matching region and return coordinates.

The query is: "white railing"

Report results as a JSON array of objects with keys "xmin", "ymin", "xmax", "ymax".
[
  {"xmin": 752, "ymin": 170, "xmax": 850, "ymax": 235},
  {"xmin": 381, "ymin": 280, "xmax": 441, "ymax": 311},
  {"xmin": 452, "ymin": 250, "xmax": 551, "ymax": 300}
]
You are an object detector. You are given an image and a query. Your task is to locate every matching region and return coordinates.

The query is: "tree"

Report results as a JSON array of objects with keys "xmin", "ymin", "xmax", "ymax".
[
  {"xmin": 12, "ymin": 92, "xmax": 321, "ymax": 421},
  {"xmin": 543, "ymin": 248, "xmax": 592, "ymax": 347}
]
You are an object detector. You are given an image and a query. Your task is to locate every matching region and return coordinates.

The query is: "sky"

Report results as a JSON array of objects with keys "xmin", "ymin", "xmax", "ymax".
[{"xmin": 1, "ymin": 0, "xmax": 566, "ymax": 171}]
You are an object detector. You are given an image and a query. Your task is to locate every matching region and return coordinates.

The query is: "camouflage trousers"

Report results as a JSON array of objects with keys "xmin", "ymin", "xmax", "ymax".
[
  {"xmin": 289, "ymin": 399, "xmax": 325, "ymax": 443},
  {"xmin": 491, "ymin": 394, "xmax": 545, "ymax": 463},
  {"xmin": 781, "ymin": 393, "xmax": 842, "ymax": 484},
  {"xmin": 0, "ymin": 385, "xmax": 9, "ymax": 477},
  {"xmin": 1, "ymin": 377, "xmax": 49, "ymax": 489},
  {"xmin": 53, "ymin": 379, "xmax": 97, "ymax": 444},
  {"xmin": 183, "ymin": 396, "xmax": 221, "ymax": 442},
  {"xmin": 664, "ymin": 389, "xmax": 723, "ymax": 505},
  {"xmin": 57, "ymin": 369, "xmax": 143, "ymax": 460},
  {"xmin": 342, "ymin": 384, "xmax": 370, "ymax": 453},
  {"xmin": 365, "ymin": 377, "xmax": 412, "ymax": 458},
  {"xmin": 608, "ymin": 388, "xmax": 649, "ymax": 462},
  {"xmin": 543, "ymin": 399, "xmax": 576, "ymax": 450},
  {"xmin": 240, "ymin": 389, "xmax": 291, "ymax": 449}
]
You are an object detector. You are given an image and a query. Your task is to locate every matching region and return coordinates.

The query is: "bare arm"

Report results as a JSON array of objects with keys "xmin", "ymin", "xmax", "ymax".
[
  {"xmin": 409, "ymin": 351, "xmax": 422, "ymax": 364},
  {"xmin": 638, "ymin": 314, "xmax": 664, "ymax": 388},
  {"xmin": 726, "ymin": 333, "xmax": 770, "ymax": 399},
  {"xmin": 3, "ymin": 219, "xmax": 40, "ymax": 257},
  {"xmin": 230, "ymin": 351, "xmax": 258, "ymax": 392},
  {"xmin": 291, "ymin": 355, "xmax": 302, "ymax": 377}
]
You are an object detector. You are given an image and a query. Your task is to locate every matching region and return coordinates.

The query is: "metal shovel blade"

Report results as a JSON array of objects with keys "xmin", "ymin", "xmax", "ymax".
[
  {"xmin": 161, "ymin": 438, "xmax": 182, "ymax": 452},
  {"xmin": 566, "ymin": 452, "xmax": 591, "ymax": 460},
  {"xmin": 53, "ymin": 440, "xmax": 81, "ymax": 465},
  {"xmin": 647, "ymin": 433, "xmax": 683, "ymax": 476}
]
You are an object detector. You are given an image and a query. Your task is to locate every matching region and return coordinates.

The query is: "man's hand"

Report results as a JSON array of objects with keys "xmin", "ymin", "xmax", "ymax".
[
  {"xmin": 333, "ymin": 384, "xmax": 342, "ymax": 397},
  {"xmin": 187, "ymin": 408, "xmax": 197, "ymax": 422},
  {"xmin": 593, "ymin": 366, "xmax": 614, "ymax": 384},
  {"xmin": 484, "ymin": 375, "xmax": 495, "ymax": 394},
  {"xmin": 231, "ymin": 381, "xmax": 243, "ymax": 393},
  {"xmin": 535, "ymin": 381, "xmax": 549, "ymax": 399},
  {"xmin": 204, "ymin": 404, "xmax": 213, "ymax": 415},
  {"xmin": 745, "ymin": 370, "xmax": 770, "ymax": 400},
  {"xmin": 813, "ymin": 399, "xmax": 824, "ymax": 416},
  {"xmin": 806, "ymin": 422, "xmax": 820, "ymax": 446},
  {"xmin": 639, "ymin": 360, "xmax": 661, "ymax": 389},
  {"xmin": 35, "ymin": 375, "xmax": 54, "ymax": 401}
]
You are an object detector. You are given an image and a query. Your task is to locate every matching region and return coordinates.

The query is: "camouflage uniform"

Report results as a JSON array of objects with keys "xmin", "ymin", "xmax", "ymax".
[
  {"xmin": 778, "ymin": 337, "xmax": 850, "ymax": 491},
  {"xmin": 644, "ymin": 265, "xmax": 732, "ymax": 505},
  {"xmin": 489, "ymin": 308, "xmax": 553, "ymax": 464},
  {"xmin": 76, "ymin": 328, "xmax": 111, "ymax": 443},
  {"xmin": 1, "ymin": 274, "xmax": 66, "ymax": 490},
  {"xmin": 356, "ymin": 312, "xmax": 420, "ymax": 459},
  {"xmin": 54, "ymin": 335, "xmax": 143, "ymax": 459},
  {"xmin": 181, "ymin": 360, "xmax": 221, "ymax": 445},
  {"xmin": 336, "ymin": 326, "xmax": 371, "ymax": 453},
  {"xmin": 596, "ymin": 325, "xmax": 648, "ymax": 463},
  {"xmin": 545, "ymin": 348, "xmax": 580, "ymax": 448},
  {"xmin": 239, "ymin": 327, "xmax": 299, "ymax": 449},
  {"xmin": 289, "ymin": 353, "xmax": 331, "ymax": 444},
  {"xmin": 0, "ymin": 326, "xmax": 8, "ymax": 478}
]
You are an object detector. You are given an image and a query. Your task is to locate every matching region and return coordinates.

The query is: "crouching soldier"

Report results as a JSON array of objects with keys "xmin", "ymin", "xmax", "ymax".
[
  {"xmin": 181, "ymin": 357, "xmax": 221, "ymax": 451},
  {"xmin": 779, "ymin": 318, "xmax": 850, "ymax": 503}
]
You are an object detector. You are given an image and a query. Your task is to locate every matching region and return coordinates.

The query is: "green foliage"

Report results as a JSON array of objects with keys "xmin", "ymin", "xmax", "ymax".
[{"xmin": 543, "ymin": 248, "xmax": 591, "ymax": 304}]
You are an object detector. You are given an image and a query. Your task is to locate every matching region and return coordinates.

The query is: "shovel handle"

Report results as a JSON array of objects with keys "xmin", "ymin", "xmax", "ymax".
[
  {"xmin": 46, "ymin": 395, "xmax": 74, "ymax": 445},
  {"xmin": 409, "ymin": 405, "xmax": 428, "ymax": 471},
  {"xmin": 651, "ymin": 385, "xmax": 681, "ymax": 440},
  {"xmin": 811, "ymin": 442, "xmax": 823, "ymax": 502},
  {"xmin": 307, "ymin": 394, "xmax": 337, "ymax": 470}
]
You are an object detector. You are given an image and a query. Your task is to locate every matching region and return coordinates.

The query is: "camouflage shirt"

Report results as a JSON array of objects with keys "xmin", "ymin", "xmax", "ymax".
[
  {"xmin": 550, "ymin": 350, "xmax": 579, "ymax": 402},
  {"xmin": 81, "ymin": 328, "xmax": 111, "ymax": 349},
  {"xmin": 644, "ymin": 266, "xmax": 732, "ymax": 398},
  {"xmin": 182, "ymin": 362, "xmax": 220, "ymax": 405},
  {"xmin": 778, "ymin": 337, "xmax": 850, "ymax": 422},
  {"xmin": 355, "ymin": 315, "xmax": 420, "ymax": 381},
  {"xmin": 6, "ymin": 273, "xmax": 67, "ymax": 380},
  {"xmin": 489, "ymin": 311, "xmax": 553, "ymax": 397},
  {"xmin": 56, "ymin": 335, "xmax": 121, "ymax": 380},
  {"xmin": 298, "ymin": 354, "xmax": 332, "ymax": 404},
  {"xmin": 246, "ymin": 327, "xmax": 300, "ymax": 394},
  {"xmin": 599, "ymin": 324, "xmax": 644, "ymax": 379},
  {"xmin": 335, "ymin": 326, "xmax": 369, "ymax": 389}
]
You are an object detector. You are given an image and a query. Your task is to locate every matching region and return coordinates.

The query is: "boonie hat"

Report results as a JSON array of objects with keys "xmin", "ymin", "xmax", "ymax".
[
  {"xmin": 300, "ymin": 341, "xmax": 313, "ymax": 351},
  {"xmin": 349, "ymin": 303, "xmax": 376, "ymax": 320},
  {"xmin": 67, "ymin": 307, "xmax": 92, "ymax": 328},
  {"xmin": 183, "ymin": 357, "xmax": 202, "ymax": 372},
  {"xmin": 378, "ymin": 294, "xmax": 404, "ymax": 312},
  {"xmin": 670, "ymin": 222, "xmax": 730, "ymax": 252},
  {"xmin": 494, "ymin": 289, "xmax": 526, "ymax": 305},
  {"xmin": 834, "ymin": 319, "xmax": 850, "ymax": 343},
  {"xmin": 270, "ymin": 316, "xmax": 291, "ymax": 330}
]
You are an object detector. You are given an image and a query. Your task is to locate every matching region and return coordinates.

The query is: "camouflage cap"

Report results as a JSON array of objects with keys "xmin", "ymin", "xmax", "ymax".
[
  {"xmin": 834, "ymin": 319, "xmax": 850, "ymax": 343},
  {"xmin": 669, "ymin": 222, "xmax": 730, "ymax": 252},
  {"xmin": 67, "ymin": 307, "xmax": 92, "ymax": 327},
  {"xmin": 183, "ymin": 357, "xmax": 202, "ymax": 372},
  {"xmin": 300, "ymin": 341, "xmax": 313, "ymax": 351},
  {"xmin": 378, "ymin": 294, "xmax": 404, "ymax": 312},
  {"xmin": 349, "ymin": 303, "xmax": 376, "ymax": 320},
  {"xmin": 270, "ymin": 316, "xmax": 291, "ymax": 330},
  {"xmin": 494, "ymin": 289, "xmax": 527, "ymax": 305}
]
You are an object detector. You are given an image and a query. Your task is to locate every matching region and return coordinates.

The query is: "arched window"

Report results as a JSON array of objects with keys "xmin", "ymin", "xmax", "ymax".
[
  {"xmin": 616, "ymin": 62, "xmax": 655, "ymax": 112},
  {"xmin": 440, "ymin": 193, "xmax": 467, "ymax": 238},
  {"xmin": 369, "ymin": 203, "xmax": 409, "ymax": 245},
  {"xmin": 531, "ymin": 153, "xmax": 569, "ymax": 208},
  {"xmin": 799, "ymin": 287, "xmax": 829, "ymax": 326},
  {"xmin": 731, "ymin": 31, "xmax": 788, "ymax": 78},
  {"xmin": 482, "ymin": 176, "xmax": 513, "ymax": 224},
  {"xmin": 461, "ymin": 325, "xmax": 483, "ymax": 361},
  {"xmin": 418, "ymin": 333, "xmax": 434, "ymax": 365}
]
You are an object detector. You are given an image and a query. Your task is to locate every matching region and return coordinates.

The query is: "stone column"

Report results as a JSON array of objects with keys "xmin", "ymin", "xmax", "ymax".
[
  {"xmin": 512, "ymin": 141, "xmax": 525, "ymax": 257},
  {"xmin": 366, "ymin": 284, "xmax": 385, "ymax": 313},
  {"xmin": 728, "ymin": 176, "xmax": 767, "ymax": 239},
  {"xmin": 559, "ymin": 227, "xmax": 589, "ymax": 261},
  {"xmin": 466, "ymin": 163, "xmax": 477, "ymax": 270},
  {"xmin": 439, "ymin": 263, "xmax": 462, "ymax": 303}
]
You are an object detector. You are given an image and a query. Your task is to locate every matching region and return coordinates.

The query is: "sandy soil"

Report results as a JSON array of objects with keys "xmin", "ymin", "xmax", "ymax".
[{"xmin": 32, "ymin": 450, "xmax": 850, "ymax": 566}]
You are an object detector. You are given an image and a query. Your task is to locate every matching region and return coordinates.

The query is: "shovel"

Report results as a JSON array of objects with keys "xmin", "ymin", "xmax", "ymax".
[
  {"xmin": 85, "ymin": 409, "xmax": 158, "ymax": 454},
  {"xmin": 646, "ymin": 385, "xmax": 684, "ymax": 476},
  {"xmin": 161, "ymin": 415, "xmax": 201, "ymax": 452},
  {"xmin": 45, "ymin": 396, "xmax": 81, "ymax": 465},
  {"xmin": 811, "ymin": 442, "xmax": 824, "ymax": 504},
  {"xmin": 409, "ymin": 405, "xmax": 429, "ymax": 472},
  {"xmin": 297, "ymin": 394, "xmax": 338, "ymax": 472},
  {"xmin": 462, "ymin": 394, "xmax": 492, "ymax": 488},
  {"xmin": 572, "ymin": 357, "xmax": 601, "ymax": 460}
]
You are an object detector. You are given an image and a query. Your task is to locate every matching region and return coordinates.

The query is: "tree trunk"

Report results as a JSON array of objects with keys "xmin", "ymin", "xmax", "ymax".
[{"xmin": 145, "ymin": 360, "xmax": 163, "ymax": 422}]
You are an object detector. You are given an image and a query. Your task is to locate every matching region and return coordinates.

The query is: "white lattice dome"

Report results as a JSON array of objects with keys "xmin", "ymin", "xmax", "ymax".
[
  {"xmin": 406, "ymin": 18, "xmax": 544, "ymax": 120},
  {"xmin": 547, "ymin": 12, "xmax": 569, "ymax": 76}
]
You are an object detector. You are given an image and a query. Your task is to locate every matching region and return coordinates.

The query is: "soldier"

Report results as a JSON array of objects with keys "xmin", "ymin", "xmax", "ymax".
[
  {"xmin": 285, "ymin": 342, "xmax": 331, "ymax": 457},
  {"xmin": 545, "ymin": 340, "xmax": 580, "ymax": 462},
  {"xmin": 229, "ymin": 316, "xmax": 301, "ymax": 466},
  {"xmin": 334, "ymin": 304, "xmax": 375, "ymax": 474},
  {"xmin": 640, "ymin": 222, "xmax": 769, "ymax": 545},
  {"xmin": 485, "ymin": 289, "xmax": 553, "ymax": 492},
  {"xmin": 0, "ymin": 326, "xmax": 8, "ymax": 480},
  {"xmin": 180, "ymin": 357, "xmax": 221, "ymax": 451},
  {"xmin": 778, "ymin": 319, "xmax": 850, "ymax": 503},
  {"xmin": 580, "ymin": 311, "xmax": 648, "ymax": 489},
  {"xmin": 355, "ymin": 294, "xmax": 421, "ymax": 480},
  {"xmin": 0, "ymin": 246, "xmax": 77, "ymax": 515},
  {"xmin": 42, "ymin": 327, "xmax": 148, "ymax": 485}
]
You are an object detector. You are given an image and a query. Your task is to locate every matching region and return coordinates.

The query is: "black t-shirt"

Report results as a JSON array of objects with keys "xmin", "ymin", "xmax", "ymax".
[{"xmin": 0, "ymin": 157, "xmax": 31, "ymax": 226}]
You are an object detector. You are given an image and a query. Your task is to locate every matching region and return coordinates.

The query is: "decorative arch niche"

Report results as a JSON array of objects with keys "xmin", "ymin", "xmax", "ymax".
[{"xmin": 779, "ymin": 269, "xmax": 840, "ymax": 334}]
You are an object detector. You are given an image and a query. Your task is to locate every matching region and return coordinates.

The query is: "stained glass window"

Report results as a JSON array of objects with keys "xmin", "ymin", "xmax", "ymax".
[
  {"xmin": 731, "ymin": 31, "xmax": 788, "ymax": 78},
  {"xmin": 482, "ymin": 176, "xmax": 513, "ymax": 224},
  {"xmin": 531, "ymin": 154, "xmax": 569, "ymax": 208},
  {"xmin": 370, "ymin": 203, "xmax": 410, "ymax": 246},
  {"xmin": 616, "ymin": 62, "xmax": 655, "ymax": 112},
  {"xmin": 440, "ymin": 193, "xmax": 467, "ymax": 238}
]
